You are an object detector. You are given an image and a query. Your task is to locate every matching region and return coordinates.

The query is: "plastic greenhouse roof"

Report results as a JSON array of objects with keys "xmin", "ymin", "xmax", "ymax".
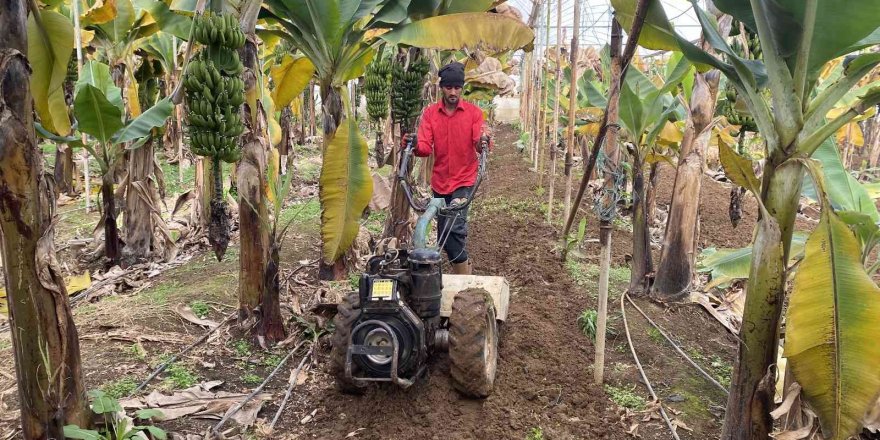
[{"xmin": 505, "ymin": 0, "xmax": 704, "ymax": 49}]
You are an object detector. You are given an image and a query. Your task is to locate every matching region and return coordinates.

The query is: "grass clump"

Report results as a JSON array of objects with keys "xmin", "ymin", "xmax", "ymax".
[
  {"xmin": 233, "ymin": 339, "xmax": 252, "ymax": 358},
  {"xmin": 577, "ymin": 308, "xmax": 618, "ymax": 341},
  {"xmin": 526, "ymin": 427, "xmax": 544, "ymax": 440},
  {"xmin": 189, "ymin": 300, "xmax": 209, "ymax": 319},
  {"xmin": 162, "ymin": 362, "xmax": 198, "ymax": 390},
  {"xmin": 647, "ymin": 326, "xmax": 664, "ymax": 344},
  {"xmin": 242, "ymin": 372, "xmax": 262, "ymax": 385},
  {"xmin": 102, "ymin": 377, "xmax": 139, "ymax": 399},
  {"xmin": 605, "ymin": 384, "xmax": 647, "ymax": 410}
]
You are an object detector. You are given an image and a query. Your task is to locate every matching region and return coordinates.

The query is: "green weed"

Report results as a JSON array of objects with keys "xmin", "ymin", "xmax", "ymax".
[
  {"xmin": 565, "ymin": 260, "xmax": 631, "ymax": 293},
  {"xmin": 525, "ymin": 427, "xmax": 544, "ymax": 440},
  {"xmin": 242, "ymin": 373, "xmax": 262, "ymax": 385},
  {"xmin": 280, "ymin": 199, "xmax": 321, "ymax": 225},
  {"xmin": 647, "ymin": 327, "xmax": 664, "ymax": 344},
  {"xmin": 264, "ymin": 354, "xmax": 284, "ymax": 368},
  {"xmin": 102, "ymin": 377, "xmax": 139, "ymax": 399},
  {"xmin": 298, "ymin": 161, "xmax": 321, "ymax": 183},
  {"xmin": 577, "ymin": 308, "xmax": 618, "ymax": 341},
  {"xmin": 141, "ymin": 280, "xmax": 184, "ymax": 306},
  {"xmin": 605, "ymin": 384, "xmax": 647, "ymax": 410},
  {"xmin": 0, "ymin": 339, "xmax": 10, "ymax": 351},
  {"xmin": 189, "ymin": 300, "xmax": 210, "ymax": 319},
  {"xmin": 364, "ymin": 209, "xmax": 387, "ymax": 235},
  {"xmin": 710, "ymin": 355, "xmax": 733, "ymax": 388},
  {"xmin": 577, "ymin": 309, "xmax": 598, "ymax": 341},
  {"xmin": 234, "ymin": 339, "xmax": 252, "ymax": 358},
  {"xmin": 163, "ymin": 362, "xmax": 198, "ymax": 389},
  {"xmin": 126, "ymin": 343, "xmax": 146, "ymax": 362}
]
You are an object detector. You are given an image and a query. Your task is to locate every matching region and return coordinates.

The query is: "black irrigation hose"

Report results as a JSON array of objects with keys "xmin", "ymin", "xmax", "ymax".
[
  {"xmin": 268, "ymin": 343, "xmax": 314, "ymax": 432},
  {"xmin": 624, "ymin": 294, "xmax": 729, "ymax": 395},
  {"xmin": 212, "ymin": 339, "xmax": 308, "ymax": 436},
  {"xmin": 128, "ymin": 312, "xmax": 237, "ymax": 398},
  {"xmin": 620, "ymin": 292, "xmax": 681, "ymax": 440}
]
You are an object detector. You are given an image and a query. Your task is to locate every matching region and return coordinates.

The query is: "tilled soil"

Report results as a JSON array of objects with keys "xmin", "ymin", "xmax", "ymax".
[
  {"xmin": 0, "ymin": 123, "xmax": 753, "ymax": 440},
  {"xmin": 279, "ymin": 125, "xmax": 630, "ymax": 440}
]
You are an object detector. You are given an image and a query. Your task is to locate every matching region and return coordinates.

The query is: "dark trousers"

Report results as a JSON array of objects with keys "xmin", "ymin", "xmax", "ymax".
[{"xmin": 433, "ymin": 186, "xmax": 471, "ymax": 264}]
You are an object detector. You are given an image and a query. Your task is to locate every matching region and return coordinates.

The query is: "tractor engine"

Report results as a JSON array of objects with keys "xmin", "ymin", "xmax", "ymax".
[{"xmin": 349, "ymin": 248, "xmax": 445, "ymax": 382}]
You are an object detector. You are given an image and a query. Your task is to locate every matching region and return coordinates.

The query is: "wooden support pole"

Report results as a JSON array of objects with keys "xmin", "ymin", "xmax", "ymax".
[
  {"xmin": 546, "ymin": 0, "xmax": 562, "ymax": 222},
  {"xmin": 537, "ymin": 0, "xmax": 551, "ymax": 187},
  {"xmin": 593, "ymin": 18, "xmax": 623, "ymax": 386},
  {"xmin": 561, "ymin": 0, "xmax": 651, "ymax": 244},
  {"xmin": 562, "ymin": 0, "xmax": 581, "ymax": 223}
]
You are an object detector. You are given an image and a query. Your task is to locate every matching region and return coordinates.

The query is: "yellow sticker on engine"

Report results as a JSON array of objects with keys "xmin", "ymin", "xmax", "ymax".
[{"xmin": 371, "ymin": 280, "xmax": 393, "ymax": 299}]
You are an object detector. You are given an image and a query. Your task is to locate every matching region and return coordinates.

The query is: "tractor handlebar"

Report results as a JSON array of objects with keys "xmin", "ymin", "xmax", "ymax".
[{"xmin": 397, "ymin": 137, "xmax": 487, "ymax": 214}]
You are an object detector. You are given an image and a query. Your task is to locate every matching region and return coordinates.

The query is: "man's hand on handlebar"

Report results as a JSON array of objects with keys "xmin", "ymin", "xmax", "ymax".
[
  {"xmin": 477, "ymin": 135, "xmax": 490, "ymax": 153},
  {"xmin": 402, "ymin": 133, "xmax": 416, "ymax": 148}
]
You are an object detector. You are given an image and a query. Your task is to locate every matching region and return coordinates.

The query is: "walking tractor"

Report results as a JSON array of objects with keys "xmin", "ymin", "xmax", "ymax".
[{"xmin": 330, "ymin": 139, "xmax": 509, "ymax": 398}]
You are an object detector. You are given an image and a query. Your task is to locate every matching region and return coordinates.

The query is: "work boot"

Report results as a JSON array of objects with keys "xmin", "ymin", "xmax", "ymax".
[{"xmin": 451, "ymin": 260, "xmax": 472, "ymax": 275}]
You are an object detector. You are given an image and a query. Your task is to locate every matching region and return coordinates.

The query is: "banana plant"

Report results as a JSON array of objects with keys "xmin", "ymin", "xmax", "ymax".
[
  {"xmin": 613, "ymin": 0, "xmax": 880, "ymax": 438},
  {"xmin": 39, "ymin": 60, "xmax": 174, "ymax": 266},
  {"xmin": 616, "ymin": 58, "xmax": 690, "ymax": 292},
  {"xmin": 260, "ymin": 0, "xmax": 534, "ymax": 279}
]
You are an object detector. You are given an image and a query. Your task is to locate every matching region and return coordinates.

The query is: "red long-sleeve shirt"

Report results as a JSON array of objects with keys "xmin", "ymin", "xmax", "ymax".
[{"xmin": 415, "ymin": 100, "xmax": 489, "ymax": 195}]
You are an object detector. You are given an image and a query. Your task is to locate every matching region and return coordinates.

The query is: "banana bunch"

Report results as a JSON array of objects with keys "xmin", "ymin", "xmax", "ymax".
[
  {"xmin": 364, "ymin": 56, "xmax": 391, "ymax": 124},
  {"xmin": 746, "ymin": 33, "xmax": 761, "ymax": 60},
  {"xmin": 721, "ymin": 86, "xmax": 757, "ymax": 132},
  {"xmin": 391, "ymin": 56, "xmax": 430, "ymax": 129},
  {"xmin": 184, "ymin": 12, "xmax": 245, "ymax": 164},
  {"xmin": 193, "ymin": 12, "xmax": 245, "ymax": 49}
]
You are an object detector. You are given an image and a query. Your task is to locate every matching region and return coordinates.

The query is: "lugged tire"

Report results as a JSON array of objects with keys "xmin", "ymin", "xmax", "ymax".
[
  {"xmin": 330, "ymin": 292, "xmax": 366, "ymax": 394},
  {"xmin": 448, "ymin": 288, "xmax": 499, "ymax": 398}
]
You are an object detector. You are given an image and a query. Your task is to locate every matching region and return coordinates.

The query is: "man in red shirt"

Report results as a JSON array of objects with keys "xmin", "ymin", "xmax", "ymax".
[{"xmin": 408, "ymin": 62, "xmax": 490, "ymax": 275}]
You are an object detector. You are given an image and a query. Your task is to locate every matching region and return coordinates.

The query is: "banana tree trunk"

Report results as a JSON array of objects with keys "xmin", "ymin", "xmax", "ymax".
[
  {"xmin": 1, "ymin": 31, "xmax": 89, "ymax": 438},
  {"xmin": 308, "ymin": 80, "xmax": 317, "ymax": 139},
  {"xmin": 652, "ymin": 71, "xmax": 720, "ymax": 299},
  {"xmin": 193, "ymin": 156, "xmax": 214, "ymax": 231},
  {"xmin": 646, "ymin": 161, "xmax": 659, "ymax": 227},
  {"xmin": 238, "ymin": 34, "xmax": 282, "ymax": 342},
  {"xmin": 721, "ymin": 159, "xmax": 803, "ymax": 440},
  {"xmin": 53, "ymin": 143, "xmax": 76, "ymax": 195},
  {"xmin": 123, "ymin": 137, "xmax": 157, "ymax": 263},
  {"xmin": 868, "ymin": 116, "xmax": 880, "ymax": 168},
  {"xmin": 279, "ymin": 104, "xmax": 292, "ymax": 157},
  {"xmin": 102, "ymin": 170, "xmax": 122, "ymax": 266},
  {"xmin": 629, "ymin": 150, "xmax": 652, "ymax": 293}
]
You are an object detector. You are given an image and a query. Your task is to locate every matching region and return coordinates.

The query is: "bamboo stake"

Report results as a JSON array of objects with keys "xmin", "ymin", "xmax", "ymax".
[
  {"xmin": 562, "ymin": 0, "xmax": 581, "ymax": 223},
  {"xmin": 71, "ymin": 0, "xmax": 90, "ymax": 213},
  {"xmin": 594, "ymin": 18, "xmax": 623, "ymax": 385},
  {"xmin": 561, "ymin": 0, "xmax": 651, "ymax": 243},
  {"xmin": 538, "ymin": 0, "xmax": 551, "ymax": 188},
  {"xmin": 546, "ymin": 1, "xmax": 563, "ymax": 222},
  {"xmin": 531, "ymin": 58, "xmax": 540, "ymax": 170}
]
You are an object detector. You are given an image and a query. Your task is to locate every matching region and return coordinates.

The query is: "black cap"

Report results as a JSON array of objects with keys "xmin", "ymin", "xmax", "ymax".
[{"xmin": 439, "ymin": 62, "xmax": 465, "ymax": 88}]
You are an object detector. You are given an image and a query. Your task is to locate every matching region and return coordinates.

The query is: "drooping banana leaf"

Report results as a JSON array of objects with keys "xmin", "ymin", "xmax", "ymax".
[
  {"xmin": 270, "ymin": 54, "xmax": 315, "ymax": 108},
  {"xmin": 378, "ymin": 12, "xmax": 534, "ymax": 53},
  {"xmin": 785, "ymin": 202, "xmax": 880, "ymax": 440},
  {"xmin": 112, "ymin": 98, "xmax": 174, "ymax": 144},
  {"xmin": 802, "ymin": 139, "xmax": 879, "ymax": 222},
  {"xmin": 319, "ymin": 116, "xmax": 373, "ymax": 263},
  {"xmin": 698, "ymin": 233, "xmax": 808, "ymax": 288},
  {"xmin": 74, "ymin": 84, "xmax": 125, "ymax": 145},
  {"xmin": 27, "ymin": 10, "xmax": 74, "ymax": 136}
]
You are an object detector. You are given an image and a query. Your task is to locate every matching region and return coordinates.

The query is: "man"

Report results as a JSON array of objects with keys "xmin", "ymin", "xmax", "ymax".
[{"xmin": 406, "ymin": 61, "xmax": 491, "ymax": 275}]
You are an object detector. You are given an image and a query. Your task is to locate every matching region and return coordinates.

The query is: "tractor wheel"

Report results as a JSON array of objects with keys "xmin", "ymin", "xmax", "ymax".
[
  {"xmin": 449, "ymin": 288, "xmax": 499, "ymax": 398},
  {"xmin": 330, "ymin": 292, "xmax": 366, "ymax": 394}
]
